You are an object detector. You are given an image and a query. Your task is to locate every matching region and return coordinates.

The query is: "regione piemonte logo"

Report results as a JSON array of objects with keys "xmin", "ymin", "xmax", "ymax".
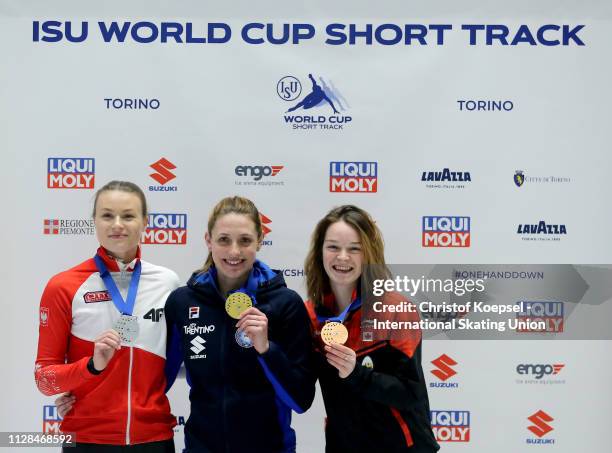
[
  {"xmin": 44, "ymin": 219, "xmax": 59, "ymax": 235},
  {"xmin": 47, "ymin": 158, "xmax": 95, "ymax": 189}
]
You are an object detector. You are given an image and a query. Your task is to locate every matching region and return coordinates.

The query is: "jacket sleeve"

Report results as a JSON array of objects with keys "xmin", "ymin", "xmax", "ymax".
[
  {"xmin": 34, "ymin": 276, "xmax": 101, "ymax": 396},
  {"xmin": 257, "ymin": 290, "xmax": 316, "ymax": 414},
  {"xmin": 342, "ymin": 339, "xmax": 429, "ymax": 411},
  {"xmin": 164, "ymin": 291, "xmax": 184, "ymax": 392}
]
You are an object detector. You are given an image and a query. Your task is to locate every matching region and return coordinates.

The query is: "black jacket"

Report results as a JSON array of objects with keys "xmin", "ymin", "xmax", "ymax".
[
  {"xmin": 306, "ymin": 292, "xmax": 440, "ymax": 453},
  {"xmin": 165, "ymin": 261, "xmax": 316, "ymax": 453}
]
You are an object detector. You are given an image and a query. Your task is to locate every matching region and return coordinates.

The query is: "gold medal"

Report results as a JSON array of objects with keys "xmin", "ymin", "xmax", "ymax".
[
  {"xmin": 321, "ymin": 322, "xmax": 349, "ymax": 345},
  {"xmin": 225, "ymin": 292, "xmax": 253, "ymax": 319}
]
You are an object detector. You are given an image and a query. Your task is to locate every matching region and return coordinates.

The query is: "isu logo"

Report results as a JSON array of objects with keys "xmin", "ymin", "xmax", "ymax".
[
  {"xmin": 149, "ymin": 158, "xmax": 176, "ymax": 185},
  {"xmin": 527, "ymin": 410, "xmax": 554, "ymax": 437},
  {"xmin": 431, "ymin": 354, "xmax": 457, "ymax": 381}
]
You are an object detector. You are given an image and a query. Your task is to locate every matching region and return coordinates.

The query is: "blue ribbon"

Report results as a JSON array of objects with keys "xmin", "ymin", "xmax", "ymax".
[
  {"xmin": 94, "ymin": 254, "xmax": 142, "ymax": 316},
  {"xmin": 316, "ymin": 296, "xmax": 362, "ymax": 324}
]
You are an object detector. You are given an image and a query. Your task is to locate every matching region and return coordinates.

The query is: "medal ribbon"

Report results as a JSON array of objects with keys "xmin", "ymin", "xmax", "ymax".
[
  {"xmin": 316, "ymin": 296, "xmax": 361, "ymax": 324},
  {"xmin": 94, "ymin": 254, "xmax": 142, "ymax": 316}
]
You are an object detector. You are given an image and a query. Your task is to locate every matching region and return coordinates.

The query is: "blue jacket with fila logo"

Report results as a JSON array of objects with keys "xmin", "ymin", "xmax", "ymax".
[{"xmin": 164, "ymin": 260, "xmax": 316, "ymax": 453}]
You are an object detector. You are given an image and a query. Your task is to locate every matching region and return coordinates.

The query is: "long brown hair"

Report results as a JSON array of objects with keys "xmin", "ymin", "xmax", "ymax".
[
  {"xmin": 197, "ymin": 196, "xmax": 263, "ymax": 274},
  {"xmin": 305, "ymin": 205, "xmax": 388, "ymax": 307}
]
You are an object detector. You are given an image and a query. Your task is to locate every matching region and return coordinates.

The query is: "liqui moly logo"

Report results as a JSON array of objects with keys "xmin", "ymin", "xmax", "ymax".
[
  {"xmin": 329, "ymin": 162, "xmax": 377, "ymax": 193},
  {"xmin": 431, "ymin": 410, "xmax": 470, "ymax": 442},
  {"xmin": 142, "ymin": 213, "xmax": 187, "ymax": 245},
  {"xmin": 47, "ymin": 158, "xmax": 95, "ymax": 189},
  {"xmin": 43, "ymin": 405, "xmax": 62, "ymax": 433},
  {"xmin": 516, "ymin": 301, "xmax": 564, "ymax": 333},
  {"xmin": 422, "ymin": 216, "xmax": 471, "ymax": 247}
]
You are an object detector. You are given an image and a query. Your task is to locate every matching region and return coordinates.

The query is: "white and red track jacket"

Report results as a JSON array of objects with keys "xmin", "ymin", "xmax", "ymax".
[{"xmin": 35, "ymin": 247, "xmax": 180, "ymax": 445}]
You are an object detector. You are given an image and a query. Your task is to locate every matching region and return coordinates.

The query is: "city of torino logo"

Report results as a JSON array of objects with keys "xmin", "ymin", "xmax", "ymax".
[
  {"xmin": 431, "ymin": 354, "xmax": 457, "ymax": 381},
  {"xmin": 527, "ymin": 410, "xmax": 554, "ymax": 437},
  {"xmin": 514, "ymin": 170, "xmax": 525, "ymax": 187}
]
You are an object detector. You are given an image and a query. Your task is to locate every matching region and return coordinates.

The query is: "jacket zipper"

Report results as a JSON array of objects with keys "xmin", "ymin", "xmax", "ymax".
[{"xmin": 126, "ymin": 346, "xmax": 133, "ymax": 444}]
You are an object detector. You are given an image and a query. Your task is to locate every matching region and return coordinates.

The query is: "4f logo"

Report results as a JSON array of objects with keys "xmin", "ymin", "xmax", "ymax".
[
  {"xmin": 144, "ymin": 308, "xmax": 164, "ymax": 322},
  {"xmin": 149, "ymin": 158, "xmax": 176, "ymax": 185}
]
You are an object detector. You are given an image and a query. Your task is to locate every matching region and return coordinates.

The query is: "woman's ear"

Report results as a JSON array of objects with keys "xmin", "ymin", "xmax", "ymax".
[{"xmin": 204, "ymin": 232, "xmax": 212, "ymax": 252}]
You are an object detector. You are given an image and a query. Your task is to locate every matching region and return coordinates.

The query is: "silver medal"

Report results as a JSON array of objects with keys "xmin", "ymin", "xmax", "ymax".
[{"xmin": 113, "ymin": 314, "xmax": 139, "ymax": 344}]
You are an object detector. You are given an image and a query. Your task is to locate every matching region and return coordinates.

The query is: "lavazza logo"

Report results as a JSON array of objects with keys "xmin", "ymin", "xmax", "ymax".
[
  {"xmin": 516, "ymin": 363, "xmax": 565, "ymax": 385},
  {"xmin": 47, "ymin": 158, "xmax": 95, "ymax": 189},
  {"xmin": 234, "ymin": 165, "xmax": 285, "ymax": 186},
  {"xmin": 277, "ymin": 73, "xmax": 352, "ymax": 131},
  {"xmin": 421, "ymin": 168, "xmax": 471, "ymax": 189},
  {"xmin": 43, "ymin": 218, "xmax": 94, "ymax": 235},
  {"xmin": 514, "ymin": 170, "xmax": 570, "ymax": 187},
  {"xmin": 517, "ymin": 220, "xmax": 567, "ymax": 242}
]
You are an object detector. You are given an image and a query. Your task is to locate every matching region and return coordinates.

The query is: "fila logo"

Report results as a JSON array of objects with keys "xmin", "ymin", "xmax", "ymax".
[
  {"xmin": 190, "ymin": 336, "xmax": 206, "ymax": 354},
  {"xmin": 260, "ymin": 213, "xmax": 272, "ymax": 237},
  {"xmin": 189, "ymin": 307, "xmax": 200, "ymax": 319},
  {"xmin": 527, "ymin": 410, "xmax": 554, "ymax": 437},
  {"xmin": 149, "ymin": 158, "xmax": 176, "ymax": 185},
  {"xmin": 431, "ymin": 354, "xmax": 457, "ymax": 381}
]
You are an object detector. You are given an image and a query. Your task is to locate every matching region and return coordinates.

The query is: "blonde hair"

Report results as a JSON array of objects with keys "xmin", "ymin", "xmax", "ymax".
[
  {"xmin": 197, "ymin": 196, "xmax": 263, "ymax": 274},
  {"xmin": 304, "ymin": 205, "xmax": 389, "ymax": 307}
]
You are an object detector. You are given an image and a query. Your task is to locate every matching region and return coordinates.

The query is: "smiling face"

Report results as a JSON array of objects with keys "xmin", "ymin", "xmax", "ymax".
[
  {"xmin": 94, "ymin": 190, "xmax": 147, "ymax": 263},
  {"xmin": 322, "ymin": 221, "xmax": 364, "ymax": 293},
  {"xmin": 205, "ymin": 213, "xmax": 261, "ymax": 292}
]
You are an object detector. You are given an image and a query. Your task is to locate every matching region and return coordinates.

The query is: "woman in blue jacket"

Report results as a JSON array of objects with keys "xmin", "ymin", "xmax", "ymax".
[{"xmin": 164, "ymin": 196, "xmax": 316, "ymax": 453}]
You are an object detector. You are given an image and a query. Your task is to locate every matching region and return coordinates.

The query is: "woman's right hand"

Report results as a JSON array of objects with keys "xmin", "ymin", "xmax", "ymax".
[
  {"xmin": 92, "ymin": 329, "xmax": 122, "ymax": 371},
  {"xmin": 55, "ymin": 392, "xmax": 76, "ymax": 418}
]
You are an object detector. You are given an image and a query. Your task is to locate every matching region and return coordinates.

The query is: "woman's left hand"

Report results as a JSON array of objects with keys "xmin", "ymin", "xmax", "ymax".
[
  {"xmin": 325, "ymin": 343, "xmax": 356, "ymax": 379},
  {"xmin": 236, "ymin": 307, "xmax": 269, "ymax": 354}
]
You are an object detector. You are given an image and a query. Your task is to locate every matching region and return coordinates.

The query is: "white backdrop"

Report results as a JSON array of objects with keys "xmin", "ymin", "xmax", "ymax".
[{"xmin": 2, "ymin": 1, "xmax": 612, "ymax": 451}]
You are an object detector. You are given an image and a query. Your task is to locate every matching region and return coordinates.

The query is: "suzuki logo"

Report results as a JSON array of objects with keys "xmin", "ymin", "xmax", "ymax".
[
  {"xmin": 149, "ymin": 158, "xmax": 176, "ymax": 185},
  {"xmin": 190, "ymin": 336, "xmax": 206, "ymax": 354},
  {"xmin": 431, "ymin": 354, "xmax": 457, "ymax": 381},
  {"xmin": 527, "ymin": 410, "xmax": 554, "ymax": 437},
  {"xmin": 260, "ymin": 213, "xmax": 272, "ymax": 237}
]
